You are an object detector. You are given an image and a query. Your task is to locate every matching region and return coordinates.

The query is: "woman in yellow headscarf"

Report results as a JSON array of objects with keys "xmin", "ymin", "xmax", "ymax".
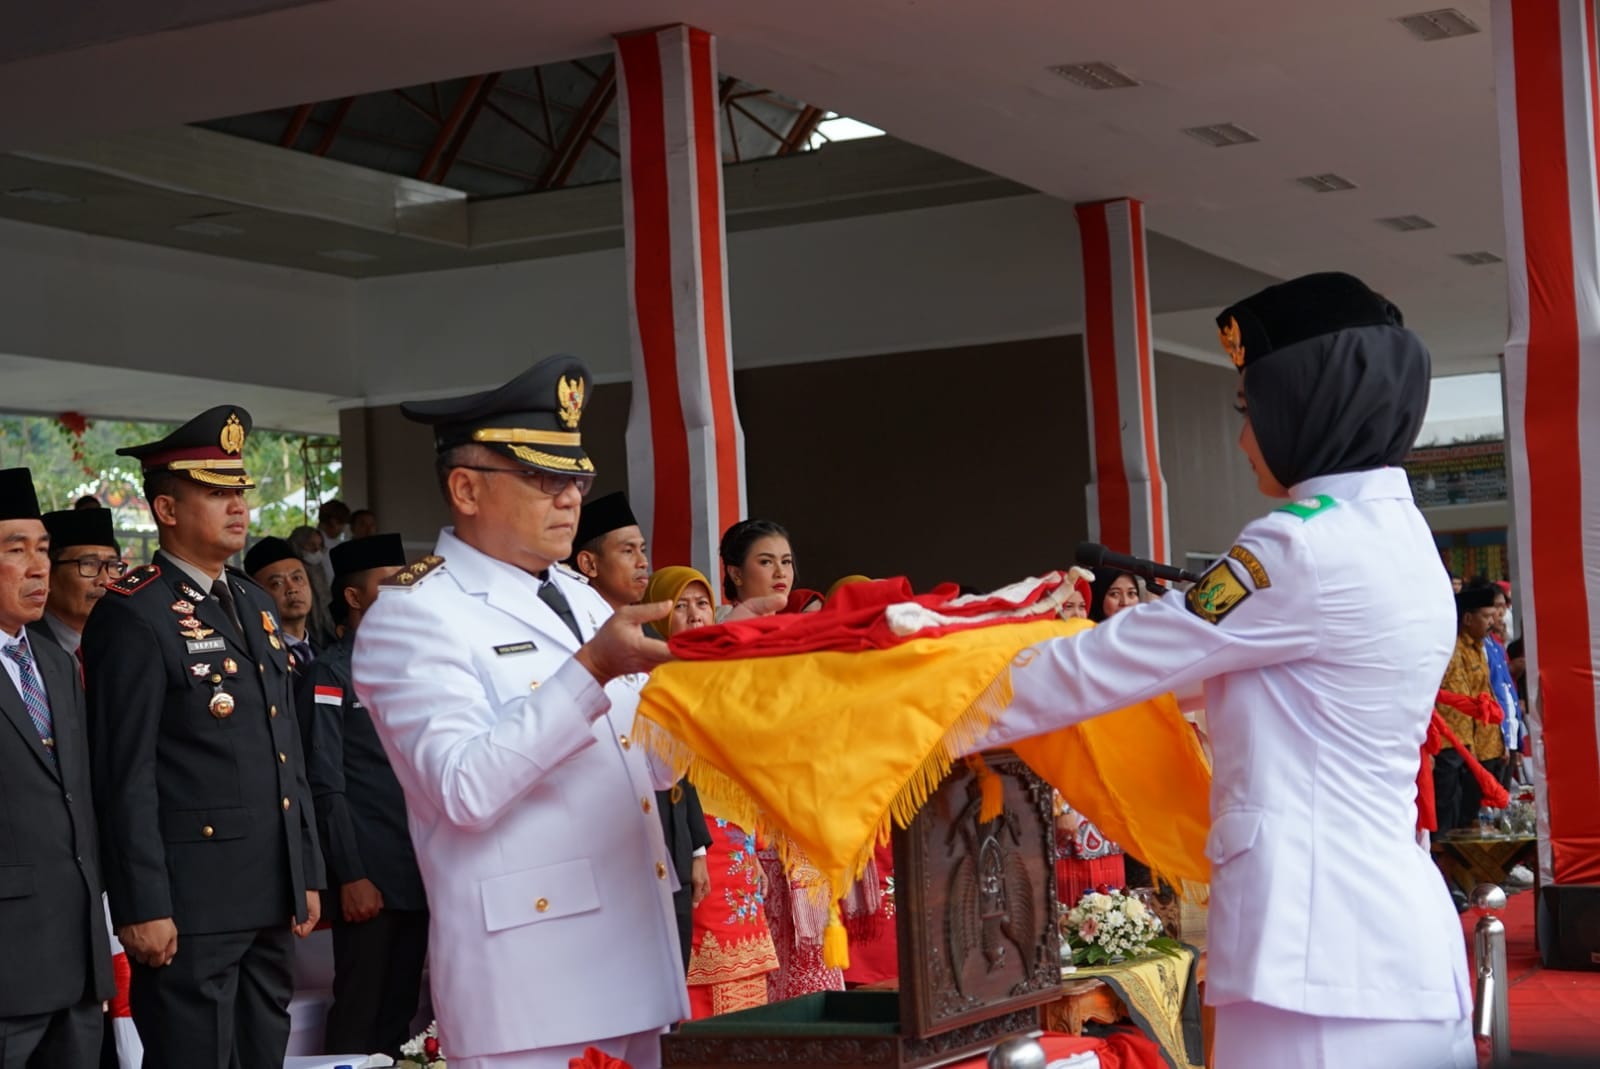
[{"xmin": 644, "ymin": 566, "xmax": 779, "ymax": 1018}]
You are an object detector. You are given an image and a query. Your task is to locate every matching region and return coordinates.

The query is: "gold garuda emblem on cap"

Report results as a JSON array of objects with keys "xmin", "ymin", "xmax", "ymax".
[
  {"xmin": 557, "ymin": 375, "xmax": 586, "ymax": 430},
  {"xmin": 220, "ymin": 412, "xmax": 246, "ymax": 455},
  {"xmin": 1219, "ymin": 316, "xmax": 1246, "ymax": 370}
]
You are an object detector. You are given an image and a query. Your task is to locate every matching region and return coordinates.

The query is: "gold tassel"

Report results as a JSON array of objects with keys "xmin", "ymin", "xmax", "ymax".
[
  {"xmin": 822, "ymin": 898, "xmax": 851, "ymax": 970},
  {"xmin": 966, "ymin": 754, "xmax": 1004, "ymax": 822}
]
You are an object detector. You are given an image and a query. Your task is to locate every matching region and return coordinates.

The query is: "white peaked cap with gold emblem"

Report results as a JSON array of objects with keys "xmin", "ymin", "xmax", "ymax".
[
  {"xmin": 400, "ymin": 355, "xmax": 594, "ymax": 475},
  {"xmin": 116, "ymin": 405, "xmax": 255, "ymax": 489}
]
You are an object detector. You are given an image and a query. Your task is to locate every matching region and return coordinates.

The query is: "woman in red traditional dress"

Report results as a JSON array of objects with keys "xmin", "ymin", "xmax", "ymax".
[
  {"xmin": 718, "ymin": 520, "xmax": 846, "ymax": 1001},
  {"xmin": 645, "ymin": 565, "xmax": 780, "ymax": 1016}
]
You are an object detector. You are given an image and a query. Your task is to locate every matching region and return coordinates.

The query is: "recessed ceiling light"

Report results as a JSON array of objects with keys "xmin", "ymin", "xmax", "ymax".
[
  {"xmin": 4, "ymin": 187, "xmax": 82, "ymax": 205},
  {"xmin": 1182, "ymin": 123, "xmax": 1259, "ymax": 147},
  {"xmin": 1377, "ymin": 214, "xmax": 1437, "ymax": 232},
  {"xmin": 1398, "ymin": 8, "xmax": 1481, "ymax": 41},
  {"xmin": 317, "ymin": 249, "xmax": 380, "ymax": 263},
  {"xmin": 173, "ymin": 220, "xmax": 244, "ymax": 238},
  {"xmin": 1296, "ymin": 173, "xmax": 1358, "ymax": 193},
  {"xmin": 1453, "ymin": 251, "xmax": 1503, "ymax": 265},
  {"xmin": 1048, "ymin": 62, "xmax": 1140, "ymax": 90}
]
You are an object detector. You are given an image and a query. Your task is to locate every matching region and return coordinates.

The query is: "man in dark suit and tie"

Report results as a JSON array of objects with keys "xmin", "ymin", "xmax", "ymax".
[
  {"xmin": 29, "ymin": 507, "xmax": 124, "ymax": 661},
  {"xmin": 305, "ymin": 532, "xmax": 429, "ymax": 1055},
  {"xmin": 81, "ymin": 408, "xmax": 325, "ymax": 1069},
  {"xmin": 0, "ymin": 467, "xmax": 114, "ymax": 1067}
]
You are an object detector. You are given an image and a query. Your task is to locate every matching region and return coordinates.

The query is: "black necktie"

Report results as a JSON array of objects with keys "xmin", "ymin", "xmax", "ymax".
[
  {"xmin": 210, "ymin": 579, "xmax": 244, "ymax": 637},
  {"xmin": 536, "ymin": 575, "xmax": 584, "ymax": 643}
]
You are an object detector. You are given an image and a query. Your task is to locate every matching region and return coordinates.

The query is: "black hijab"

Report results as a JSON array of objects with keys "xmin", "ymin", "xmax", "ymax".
[
  {"xmin": 1088, "ymin": 567, "xmax": 1135, "ymax": 623},
  {"xmin": 1219, "ymin": 272, "xmax": 1431, "ymax": 489}
]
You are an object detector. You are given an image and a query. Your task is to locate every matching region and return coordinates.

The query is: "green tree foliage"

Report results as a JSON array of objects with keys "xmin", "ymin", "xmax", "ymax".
[{"xmin": 0, "ymin": 414, "xmax": 339, "ymax": 541}]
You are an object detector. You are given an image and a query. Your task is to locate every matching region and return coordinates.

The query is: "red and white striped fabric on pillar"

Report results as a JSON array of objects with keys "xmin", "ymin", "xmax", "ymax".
[
  {"xmin": 1492, "ymin": 0, "xmax": 1600, "ymax": 886},
  {"xmin": 615, "ymin": 24, "xmax": 746, "ymax": 580},
  {"xmin": 1074, "ymin": 198, "xmax": 1170, "ymax": 562}
]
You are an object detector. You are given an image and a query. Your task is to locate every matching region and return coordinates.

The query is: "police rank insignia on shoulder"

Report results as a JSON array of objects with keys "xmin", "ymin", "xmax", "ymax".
[
  {"xmin": 108, "ymin": 563, "xmax": 161, "ymax": 596},
  {"xmin": 1186, "ymin": 558, "xmax": 1252, "ymax": 625},
  {"xmin": 383, "ymin": 555, "xmax": 446, "ymax": 589}
]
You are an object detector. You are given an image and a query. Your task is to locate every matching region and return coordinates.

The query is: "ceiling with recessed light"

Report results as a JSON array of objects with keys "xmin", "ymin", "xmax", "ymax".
[{"xmin": 0, "ymin": 0, "xmax": 1509, "ymax": 379}]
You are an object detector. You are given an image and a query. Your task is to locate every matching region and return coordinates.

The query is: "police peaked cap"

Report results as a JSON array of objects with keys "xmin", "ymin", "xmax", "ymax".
[
  {"xmin": 0, "ymin": 468, "xmax": 41, "ymax": 521},
  {"xmin": 401, "ymin": 355, "xmax": 595, "ymax": 476},
  {"xmin": 42, "ymin": 508, "xmax": 119, "ymax": 553},
  {"xmin": 1216, "ymin": 272, "xmax": 1404, "ymax": 372},
  {"xmin": 330, "ymin": 532, "xmax": 407, "ymax": 580},
  {"xmin": 117, "ymin": 405, "xmax": 256, "ymax": 489}
]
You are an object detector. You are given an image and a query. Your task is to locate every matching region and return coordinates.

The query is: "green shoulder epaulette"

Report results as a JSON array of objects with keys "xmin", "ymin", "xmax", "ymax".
[
  {"xmin": 382, "ymin": 555, "xmax": 446, "ymax": 589},
  {"xmin": 107, "ymin": 563, "xmax": 161, "ymax": 596},
  {"xmin": 1276, "ymin": 494, "xmax": 1339, "ymax": 521}
]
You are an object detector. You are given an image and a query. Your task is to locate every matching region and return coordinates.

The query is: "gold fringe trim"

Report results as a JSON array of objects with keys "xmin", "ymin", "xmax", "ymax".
[{"xmin": 630, "ymin": 658, "xmax": 1017, "ymax": 907}]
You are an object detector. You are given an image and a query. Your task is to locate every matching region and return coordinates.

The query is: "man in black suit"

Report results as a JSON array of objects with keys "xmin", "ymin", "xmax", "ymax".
[
  {"xmin": 30, "ymin": 507, "xmax": 123, "ymax": 661},
  {"xmin": 0, "ymin": 467, "xmax": 114, "ymax": 1067},
  {"xmin": 305, "ymin": 532, "xmax": 429, "ymax": 1055},
  {"xmin": 81, "ymin": 407, "xmax": 325, "ymax": 1069}
]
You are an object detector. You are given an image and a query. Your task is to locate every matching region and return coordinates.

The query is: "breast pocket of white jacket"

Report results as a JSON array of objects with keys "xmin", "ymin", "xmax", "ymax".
[{"xmin": 480, "ymin": 858, "xmax": 601, "ymax": 933}]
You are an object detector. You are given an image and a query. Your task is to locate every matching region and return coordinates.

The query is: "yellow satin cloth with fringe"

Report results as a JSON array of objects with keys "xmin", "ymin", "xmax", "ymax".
[{"xmin": 633, "ymin": 615, "xmax": 1212, "ymax": 965}]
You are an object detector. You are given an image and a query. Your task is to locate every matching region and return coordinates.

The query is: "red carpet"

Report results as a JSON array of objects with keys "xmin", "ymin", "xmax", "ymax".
[{"xmin": 1462, "ymin": 889, "xmax": 1600, "ymax": 1060}]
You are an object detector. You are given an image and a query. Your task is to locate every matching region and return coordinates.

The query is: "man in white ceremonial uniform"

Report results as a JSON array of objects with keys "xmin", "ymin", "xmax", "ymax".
[
  {"xmin": 352, "ymin": 356, "xmax": 689, "ymax": 1069},
  {"xmin": 981, "ymin": 273, "xmax": 1475, "ymax": 1068}
]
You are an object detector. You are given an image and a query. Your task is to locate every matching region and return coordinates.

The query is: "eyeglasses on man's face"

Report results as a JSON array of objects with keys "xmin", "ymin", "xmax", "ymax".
[
  {"xmin": 56, "ymin": 556, "xmax": 129, "ymax": 578},
  {"xmin": 454, "ymin": 465, "xmax": 595, "ymax": 499}
]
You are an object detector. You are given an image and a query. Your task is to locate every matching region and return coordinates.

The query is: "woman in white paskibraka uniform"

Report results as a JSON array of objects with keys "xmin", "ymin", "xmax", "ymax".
[{"xmin": 982, "ymin": 273, "xmax": 1475, "ymax": 1069}]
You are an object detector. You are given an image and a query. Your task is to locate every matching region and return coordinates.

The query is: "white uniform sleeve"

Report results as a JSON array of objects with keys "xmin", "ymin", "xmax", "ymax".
[
  {"xmin": 977, "ymin": 514, "xmax": 1323, "ymax": 750},
  {"xmin": 353, "ymin": 596, "xmax": 610, "ymax": 831}
]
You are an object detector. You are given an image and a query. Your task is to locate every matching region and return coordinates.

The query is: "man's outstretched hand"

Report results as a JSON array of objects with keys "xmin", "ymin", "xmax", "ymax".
[
  {"xmin": 725, "ymin": 594, "xmax": 787, "ymax": 621},
  {"xmin": 575, "ymin": 601, "xmax": 675, "ymax": 684}
]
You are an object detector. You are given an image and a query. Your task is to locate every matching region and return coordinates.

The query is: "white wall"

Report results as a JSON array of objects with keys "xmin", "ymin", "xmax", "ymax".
[{"xmin": 0, "ymin": 195, "xmax": 1272, "ymax": 427}]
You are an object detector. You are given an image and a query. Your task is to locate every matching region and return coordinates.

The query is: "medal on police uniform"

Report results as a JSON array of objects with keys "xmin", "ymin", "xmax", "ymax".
[
  {"xmin": 171, "ymin": 600, "xmax": 195, "ymax": 615},
  {"xmin": 208, "ymin": 685, "xmax": 236, "ymax": 718},
  {"xmin": 223, "ymin": 658, "xmax": 238, "ymax": 675},
  {"xmin": 261, "ymin": 610, "xmax": 282, "ymax": 649},
  {"xmin": 181, "ymin": 624, "xmax": 215, "ymax": 641}
]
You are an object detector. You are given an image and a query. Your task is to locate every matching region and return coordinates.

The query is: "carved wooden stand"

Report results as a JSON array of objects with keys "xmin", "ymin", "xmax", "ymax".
[{"xmin": 663, "ymin": 751, "xmax": 1060, "ymax": 1069}]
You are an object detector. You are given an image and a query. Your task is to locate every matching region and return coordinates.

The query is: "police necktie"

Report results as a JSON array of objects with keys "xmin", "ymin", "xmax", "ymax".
[
  {"xmin": 4, "ymin": 638, "xmax": 55, "ymax": 758},
  {"xmin": 210, "ymin": 579, "xmax": 244, "ymax": 637},
  {"xmin": 536, "ymin": 575, "xmax": 584, "ymax": 643}
]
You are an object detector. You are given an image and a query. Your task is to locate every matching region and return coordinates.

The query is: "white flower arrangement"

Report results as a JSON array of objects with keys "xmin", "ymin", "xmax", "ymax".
[
  {"xmin": 1061, "ymin": 888, "xmax": 1182, "ymax": 967},
  {"xmin": 398, "ymin": 1021, "xmax": 446, "ymax": 1068}
]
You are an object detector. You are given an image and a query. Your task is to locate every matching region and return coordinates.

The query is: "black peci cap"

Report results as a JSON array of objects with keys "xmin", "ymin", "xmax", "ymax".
[
  {"xmin": 244, "ymin": 537, "xmax": 300, "ymax": 577},
  {"xmin": 42, "ymin": 508, "xmax": 118, "ymax": 554},
  {"xmin": 572, "ymin": 491, "xmax": 638, "ymax": 552},
  {"xmin": 1217, "ymin": 272, "xmax": 1403, "ymax": 372},
  {"xmin": 117, "ymin": 405, "xmax": 256, "ymax": 488},
  {"xmin": 0, "ymin": 468, "xmax": 41, "ymax": 522},
  {"xmin": 401, "ymin": 356, "xmax": 594, "ymax": 475},
  {"xmin": 330, "ymin": 533, "xmax": 407, "ymax": 580}
]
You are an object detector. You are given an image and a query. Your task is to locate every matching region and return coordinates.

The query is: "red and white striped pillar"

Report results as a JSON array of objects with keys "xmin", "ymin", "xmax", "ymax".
[
  {"xmin": 615, "ymin": 24, "xmax": 747, "ymax": 580},
  {"xmin": 1075, "ymin": 198, "xmax": 1169, "ymax": 562},
  {"xmin": 1492, "ymin": 0, "xmax": 1600, "ymax": 887}
]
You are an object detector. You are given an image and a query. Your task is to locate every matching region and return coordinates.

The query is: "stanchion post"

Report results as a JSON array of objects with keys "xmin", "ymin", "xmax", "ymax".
[{"xmin": 1470, "ymin": 883, "xmax": 1511, "ymax": 1067}]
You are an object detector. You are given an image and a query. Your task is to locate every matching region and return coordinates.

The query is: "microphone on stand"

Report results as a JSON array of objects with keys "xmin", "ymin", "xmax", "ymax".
[{"xmin": 1074, "ymin": 542, "xmax": 1203, "ymax": 587}]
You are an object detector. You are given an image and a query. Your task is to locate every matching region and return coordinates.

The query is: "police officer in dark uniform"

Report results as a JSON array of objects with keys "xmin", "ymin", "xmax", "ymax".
[
  {"xmin": 0, "ymin": 467, "xmax": 114, "ymax": 1067},
  {"xmin": 304, "ymin": 532, "xmax": 429, "ymax": 1056},
  {"xmin": 81, "ymin": 407, "xmax": 324, "ymax": 1069}
]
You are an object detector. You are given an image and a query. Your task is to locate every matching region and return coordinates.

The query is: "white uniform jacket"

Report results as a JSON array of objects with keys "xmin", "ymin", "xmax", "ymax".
[
  {"xmin": 351, "ymin": 528, "xmax": 688, "ymax": 1059},
  {"xmin": 983, "ymin": 467, "xmax": 1473, "ymax": 1023}
]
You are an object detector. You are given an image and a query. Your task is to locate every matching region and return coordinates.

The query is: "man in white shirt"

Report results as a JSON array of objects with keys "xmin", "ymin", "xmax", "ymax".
[
  {"xmin": 353, "ymin": 357, "xmax": 686, "ymax": 1069},
  {"xmin": 986, "ymin": 273, "xmax": 1475, "ymax": 1068}
]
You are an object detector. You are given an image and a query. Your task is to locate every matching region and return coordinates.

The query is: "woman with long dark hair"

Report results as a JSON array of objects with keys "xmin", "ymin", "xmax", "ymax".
[{"xmin": 717, "ymin": 519, "xmax": 844, "ymax": 1001}]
